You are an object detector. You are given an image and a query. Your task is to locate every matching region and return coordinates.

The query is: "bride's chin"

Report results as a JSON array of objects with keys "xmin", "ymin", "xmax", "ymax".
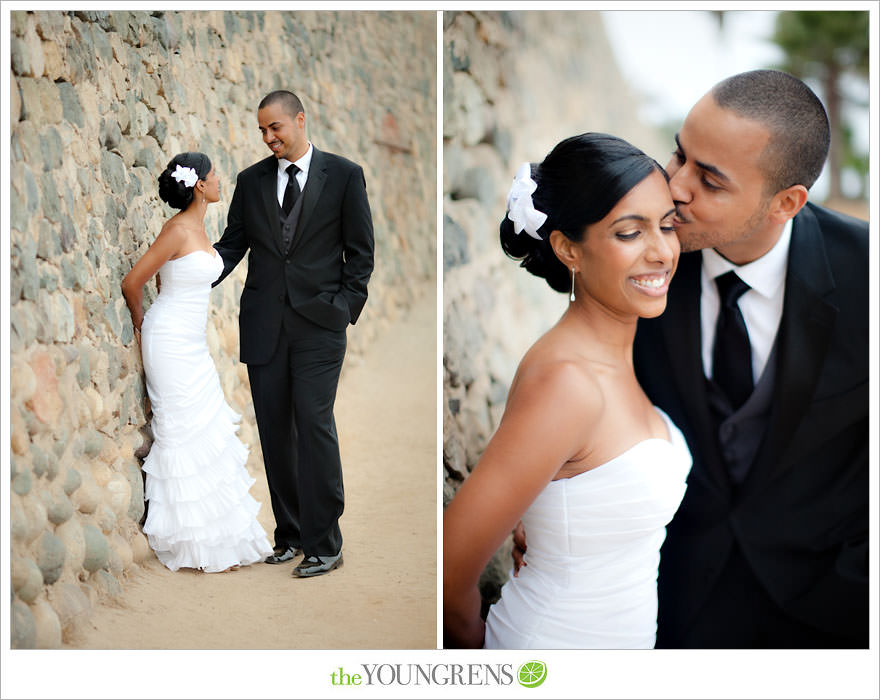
[{"xmin": 639, "ymin": 301, "xmax": 668, "ymax": 319}]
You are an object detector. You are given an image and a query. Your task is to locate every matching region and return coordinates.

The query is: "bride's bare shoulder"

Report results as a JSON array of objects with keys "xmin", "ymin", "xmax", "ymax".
[
  {"xmin": 154, "ymin": 216, "xmax": 201, "ymax": 255},
  {"xmin": 508, "ymin": 339, "xmax": 604, "ymax": 420},
  {"xmin": 156, "ymin": 217, "xmax": 189, "ymax": 242}
]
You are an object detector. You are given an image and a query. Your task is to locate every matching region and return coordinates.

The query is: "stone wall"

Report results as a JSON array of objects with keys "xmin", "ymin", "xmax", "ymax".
[
  {"xmin": 442, "ymin": 11, "xmax": 667, "ymax": 600},
  {"xmin": 8, "ymin": 9, "xmax": 435, "ymax": 648}
]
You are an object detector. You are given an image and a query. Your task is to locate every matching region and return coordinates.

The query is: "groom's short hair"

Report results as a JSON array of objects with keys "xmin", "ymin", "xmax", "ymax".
[
  {"xmin": 259, "ymin": 90, "xmax": 305, "ymax": 119},
  {"xmin": 711, "ymin": 69, "xmax": 829, "ymax": 194}
]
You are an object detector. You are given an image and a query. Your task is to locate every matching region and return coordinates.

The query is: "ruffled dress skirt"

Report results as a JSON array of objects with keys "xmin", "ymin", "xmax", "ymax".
[{"xmin": 140, "ymin": 250, "xmax": 273, "ymax": 572}]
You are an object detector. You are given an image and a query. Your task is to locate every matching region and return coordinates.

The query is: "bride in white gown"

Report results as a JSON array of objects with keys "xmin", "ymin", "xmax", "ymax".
[
  {"xmin": 122, "ymin": 152, "xmax": 273, "ymax": 573},
  {"xmin": 443, "ymin": 134, "xmax": 692, "ymax": 649}
]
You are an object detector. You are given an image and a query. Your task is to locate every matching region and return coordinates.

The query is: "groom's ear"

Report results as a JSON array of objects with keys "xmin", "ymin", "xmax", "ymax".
[
  {"xmin": 768, "ymin": 184, "xmax": 808, "ymax": 224},
  {"xmin": 549, "ymin": 230, "xmax": 579, "ymax": 268}
]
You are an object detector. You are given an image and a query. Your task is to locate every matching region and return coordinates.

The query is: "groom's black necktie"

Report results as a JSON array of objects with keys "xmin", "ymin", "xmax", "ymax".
[
  {"xmin": 712, "ymin": 271, "xmax": 753, "ymax": 411},
  {"xmin": 282, "ymin": 163, "xmax": 301, "ymax": 216}
]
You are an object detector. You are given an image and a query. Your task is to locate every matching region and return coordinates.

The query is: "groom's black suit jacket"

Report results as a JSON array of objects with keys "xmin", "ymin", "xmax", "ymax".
[
  {"xmin": 634, "ymin": 202, "xmax": 868, "ymax": 645},
  {"xmin": 213, "ymin": 148, "xmax": 374, "ymax": 364}
]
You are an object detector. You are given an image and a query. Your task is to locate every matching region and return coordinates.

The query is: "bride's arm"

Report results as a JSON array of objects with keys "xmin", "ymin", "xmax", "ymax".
[
  {"xmin": 442, "ymin": 361, "xmax": 600, "ymax": 648},
  {"xmin": 121, "ymin": 223, "xmax": 186, "ymax": 337}
]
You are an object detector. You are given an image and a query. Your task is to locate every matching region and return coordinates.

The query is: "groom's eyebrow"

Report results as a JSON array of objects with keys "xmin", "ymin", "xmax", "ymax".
[{"xmin": 674, "ymin": 133, "xmax": 730, "ymax": 183}]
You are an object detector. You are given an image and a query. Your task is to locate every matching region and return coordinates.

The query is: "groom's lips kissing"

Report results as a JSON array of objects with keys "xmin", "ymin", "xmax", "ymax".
[
  {"xmin": 672, "ymin": 210, "xmax": 690, "ymax": 228},
  {"xmin": 629, "ymin": 270, "xmax": 671, "ymax": 297}
]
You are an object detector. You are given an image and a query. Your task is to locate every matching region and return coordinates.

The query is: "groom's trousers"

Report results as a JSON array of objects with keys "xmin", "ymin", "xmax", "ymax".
[{"xmin": 246, "ymin": 303, "xmax": 346, "ymax": 558}]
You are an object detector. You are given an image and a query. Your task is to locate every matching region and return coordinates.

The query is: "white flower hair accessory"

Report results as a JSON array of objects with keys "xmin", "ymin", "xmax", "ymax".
[
  {"xmin": 171, "ymin": 164, "xmax": 199, "ymax": 188},
  {"xmin": 506, "ymin": 162, "xmax": 547, "ymax": 240}
]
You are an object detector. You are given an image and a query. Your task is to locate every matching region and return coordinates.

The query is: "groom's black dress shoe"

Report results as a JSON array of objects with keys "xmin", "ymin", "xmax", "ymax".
[
  {"xmin": 292, "ymin": 553, "xmax": 343, "ymax": 578},
  {"xmin": 265, "ymin": 546, "xmax": 301, "ymax": 564}
]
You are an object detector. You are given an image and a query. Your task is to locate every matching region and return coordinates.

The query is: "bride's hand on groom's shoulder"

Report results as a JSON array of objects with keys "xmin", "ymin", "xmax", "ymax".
[{"xmin": 512, "ymin": 520, "xmax": 527, "ymax": 577}]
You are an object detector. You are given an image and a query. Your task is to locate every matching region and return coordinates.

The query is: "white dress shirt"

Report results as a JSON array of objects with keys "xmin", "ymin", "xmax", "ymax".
[
  {"xmin": 276, "ymin": 142, "xmax": 313, "ymax": 207},
  {"xmin": 700, "ymin": 218, "xmax": 792, "ymax": 384}
]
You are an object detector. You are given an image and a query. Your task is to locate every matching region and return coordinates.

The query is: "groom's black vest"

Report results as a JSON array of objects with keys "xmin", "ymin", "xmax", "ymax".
[
  {"xmin": 707, "ymin": 339, "xmax": 777, "ymax": 485},
  {"xmin": 279, "ymin": 188, "xmax": 305, "ymax": 255}
]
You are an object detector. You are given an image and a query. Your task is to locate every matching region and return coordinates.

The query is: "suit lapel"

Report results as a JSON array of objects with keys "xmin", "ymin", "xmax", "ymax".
[
  {"xmin": 744, "ymin": 206, "xmax": 837, "ymax": 489},
  {"xmin": 259, "ymin": 161, "xmax": 284, "ymax": 254},
  {"xmin": 663, "ymin": 252, "xmax": 729, "ymax": 487},
  {"xmin": 290, "ymin": 146, "xmax": 328, "ymax": 251}
]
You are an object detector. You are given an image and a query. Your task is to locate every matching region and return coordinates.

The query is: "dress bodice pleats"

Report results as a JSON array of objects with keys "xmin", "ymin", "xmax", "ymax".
[{"xmin": 484, "ymin": 408, "xmax": 691, "ymax": 649}]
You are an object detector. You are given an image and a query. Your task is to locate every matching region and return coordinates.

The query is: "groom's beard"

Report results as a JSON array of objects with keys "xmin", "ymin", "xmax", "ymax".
[{"xmin": 675, "ymin": 202, "xmax": 770, "ymax": 255}]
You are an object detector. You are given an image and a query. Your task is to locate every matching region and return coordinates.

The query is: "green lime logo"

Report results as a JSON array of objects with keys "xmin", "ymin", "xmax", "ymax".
[{"xmin": 517, "ymin": 660, "xmax": 547, "ymax": 688}]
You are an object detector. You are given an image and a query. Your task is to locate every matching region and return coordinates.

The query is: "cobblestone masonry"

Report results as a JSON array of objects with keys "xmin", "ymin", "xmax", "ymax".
[
  {"xmin": 443, "ymin": 11, "xmax": 667, "ymax": 603},
  {"xmin": 9, "ymin": 9, "xmax": 435, "ymax": 647}
]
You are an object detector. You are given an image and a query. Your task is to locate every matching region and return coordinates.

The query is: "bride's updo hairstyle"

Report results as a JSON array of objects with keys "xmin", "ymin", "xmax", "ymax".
[
  {"xmin": 500, "ymin": 133, "xmax": 666, "ymax": 293},
  {"xmin": 157, "ymin": 152, "xmax": 212, "ymax": 210}
]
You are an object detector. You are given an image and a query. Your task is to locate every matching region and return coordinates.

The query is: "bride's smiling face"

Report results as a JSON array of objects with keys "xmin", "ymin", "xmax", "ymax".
[{"xmin": 574, "ymin": 169, "xmax": 679, "ymax": 318}]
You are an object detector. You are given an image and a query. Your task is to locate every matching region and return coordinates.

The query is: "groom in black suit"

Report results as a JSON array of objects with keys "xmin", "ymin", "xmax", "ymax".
[
  {"xmin": 633, "ymin": 70, "xmax": 867, "ymax": 647},
  {"xmin": 213, "ymin": 90, "xmax": 374, "ymax": 577}
]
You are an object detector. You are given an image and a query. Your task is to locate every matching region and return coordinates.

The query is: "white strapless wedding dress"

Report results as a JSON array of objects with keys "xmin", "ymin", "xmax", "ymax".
[
  {"xmin": 140, "ymin": 249, "xmax": 273, "ymax": 572},
  {"xmin": 484, "ymin": 407, "xmax": 691, "ymax": 649}
]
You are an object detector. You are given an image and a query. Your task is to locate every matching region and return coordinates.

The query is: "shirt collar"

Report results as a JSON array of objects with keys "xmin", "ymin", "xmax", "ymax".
[
  {"xmin": 277, "ymin": 142, "xmax": 313, "ymax": 177},
  {"xmin": 701, "ymin": 217, "xmax": 792, "ymax": 299}
]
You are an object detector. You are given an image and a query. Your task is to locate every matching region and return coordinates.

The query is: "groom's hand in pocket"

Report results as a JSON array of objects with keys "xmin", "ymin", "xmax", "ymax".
[{"xmin": 512, "ymin": 520, "xmax": 527, "ymax": 577}]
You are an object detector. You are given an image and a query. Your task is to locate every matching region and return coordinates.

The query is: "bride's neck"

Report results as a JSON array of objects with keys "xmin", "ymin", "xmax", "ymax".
[
  {"xmin": 178, "ymin": 202, "xmax": 208, "ymax": 230},
  {"xmin": 561, "ymin": 299, "xmax": 637, "ymax": 363}
]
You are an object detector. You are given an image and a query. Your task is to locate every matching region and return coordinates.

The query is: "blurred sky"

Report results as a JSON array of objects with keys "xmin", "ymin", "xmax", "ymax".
[{"xmin": 601, "ymin": 9, "xmax": 870, "ymax": 201}]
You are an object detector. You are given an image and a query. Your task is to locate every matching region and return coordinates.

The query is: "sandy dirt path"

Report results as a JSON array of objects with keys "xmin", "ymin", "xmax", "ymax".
[{"xmin": 65, "ymin": 289, "xmax": 437, "ymax": 650}]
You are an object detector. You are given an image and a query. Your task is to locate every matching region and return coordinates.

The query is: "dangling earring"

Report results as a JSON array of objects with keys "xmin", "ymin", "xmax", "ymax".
[{"xmin": 570, "ymin": 267, "xmax": 576, "ymax": 302}]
